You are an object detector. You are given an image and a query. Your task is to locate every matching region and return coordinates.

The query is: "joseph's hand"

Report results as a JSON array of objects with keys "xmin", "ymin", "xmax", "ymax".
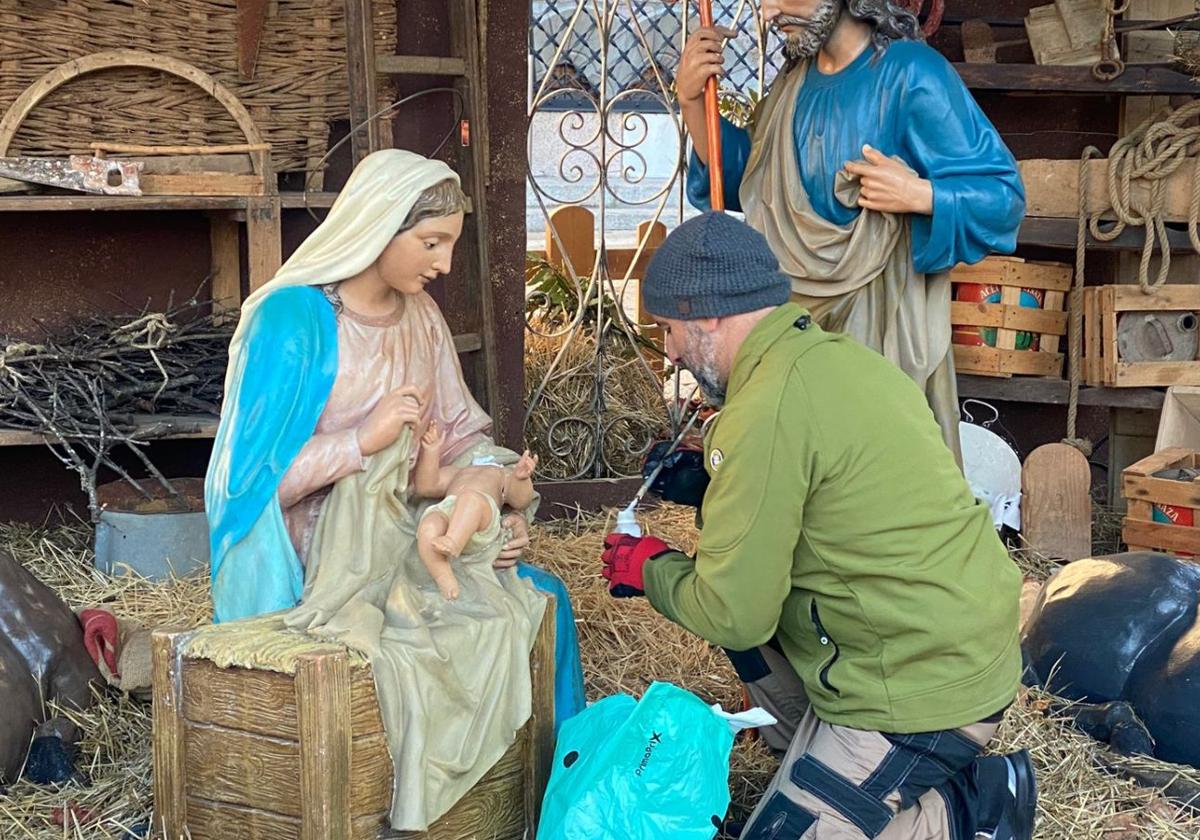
[
  {"xmin": 843, "ymin": 145, "xmax": 934, "ymax": 215},
  {"xmin": 677, "ymin": 26, "xmax": 737, "ymax": 104}
]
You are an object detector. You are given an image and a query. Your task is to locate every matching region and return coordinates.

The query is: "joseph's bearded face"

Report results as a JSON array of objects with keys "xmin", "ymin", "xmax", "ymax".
[{"xmin": 764, "ymin": 0, "xmax": 844, "ymax": 61}]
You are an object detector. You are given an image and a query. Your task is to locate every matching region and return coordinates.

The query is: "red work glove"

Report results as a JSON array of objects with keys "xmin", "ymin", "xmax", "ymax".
[
  {"xmin": 80, "ymin": 608, "xmax": 120, "ymax": 678},
  {"xmin": 601, "ymin": 533, "xmax": 672, "ymax": 597}
]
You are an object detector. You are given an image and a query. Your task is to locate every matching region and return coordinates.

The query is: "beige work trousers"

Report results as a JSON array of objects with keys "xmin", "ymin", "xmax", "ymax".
[{"xmin": 741, "ymin": 646, "xmax": 1002, "ymax": 840}]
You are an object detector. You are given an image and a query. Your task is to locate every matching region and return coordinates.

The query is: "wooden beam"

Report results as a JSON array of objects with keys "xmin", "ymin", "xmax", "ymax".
[
  {"xmin": 952, "ymin": 62, "xmax": 1200, "ymax": 94},
  {"xmin": 524, "ymin": 598, "xmax": 557, "ymax": 831},
  {"xmin": 956, "ymin": 374, "xmax": 1166, "ymax": 409},
  {"xmin": 210, "ymin": 214, "xmax": 242, "ymax": 313},
  {"xmin": 1020, "ymin": 158, "xmax": 1200, "ymax": 221},
  {"xmin": 375, "ymin": 55, "xmax": 468, "ymax": 76},
  {"xmin": 152, "ymin": 631, "xmax": 189, "ymax": 836},
  {"xmin": 343, "ymin": 0, "xmax": 379, "ymax": 165},
  {"xmin": 296, "ymin": 653, "xmax": 353, "ymax": 840},
  {"xmin": 453, "ymin": 332, "xmax": 482, "ymax": 354},
  {"xmin": 246, "ymin": 195, "xmax": 282, "ymax": 291},
  {"xmin": 280, "ymin": 192, "xmax": 341, "ymax": 209},
  {"xmin": 0, "ymin": 195, "xmax": 254, "ymax": 211},
  {"xmin": 1018, "ymin": 216, "xmax": 1200, "ymax": 252},
  {"xmin": 0, "ymin": 414, "xmax": 221, "ymax": 447},
  {"xmin": 91, "ymin": 143, "xmax": 270, "ymax": 156},
  {"xmin": 141, "ymin": 173, "xmax": 265, "ymax": 196},
  {"xmin": 448, "ymin": 0, "xmax": 502, "ymax": 431}
]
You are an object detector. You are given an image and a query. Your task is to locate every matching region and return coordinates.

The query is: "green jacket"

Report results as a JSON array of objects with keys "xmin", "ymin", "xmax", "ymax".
[{"xmin": 643, "ymin": 303, "xmax": 1021, "ymax": 734}]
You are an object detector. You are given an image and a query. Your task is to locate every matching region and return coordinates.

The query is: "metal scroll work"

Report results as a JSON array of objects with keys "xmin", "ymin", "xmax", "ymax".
[{"xmin": 523, "ymin": 0, "xmax": 779, "ymax": 480}]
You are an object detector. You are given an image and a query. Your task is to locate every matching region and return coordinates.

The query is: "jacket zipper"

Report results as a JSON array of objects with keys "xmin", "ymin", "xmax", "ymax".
[{"xmin": 810, "ymin": 601, "xmax": 841, "ymax": 697}]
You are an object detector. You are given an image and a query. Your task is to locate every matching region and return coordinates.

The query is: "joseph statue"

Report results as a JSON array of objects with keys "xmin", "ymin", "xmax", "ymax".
[{"xmin": 677, "ymin": 0, "xmax": 1026, "ymax": 460}]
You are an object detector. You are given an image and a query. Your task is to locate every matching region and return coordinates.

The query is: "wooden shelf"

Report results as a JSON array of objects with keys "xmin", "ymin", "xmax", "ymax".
[
  {"xmin": 376, "ymin": 55, "xmax": 467, "ymax": 76},
  {"xmin": 0, "ymin": 414, "xmax": 219, "ymax": 447},
  {"xmin": 1019, "ymin": 216, "xmax": 1199, "ymax": 252},
  {"xmin": 281, "ymin": 191, "xmax": 474, "ymax": 214},
  {"xmin": 957, "ymin": 374, "xmax": 1165, "ymax": 409},
  {"xmin": 0, "ymin": 195, "xmax": 256, "ymax": 212},
  {"xmin": 281, "ymin": 192, "xmax": 340, "ymax": 208},
  {"xmin": 0, "ymin": 192, "xmax": 341, "ymax": 212},
  {"xmin": 0, "ymin": 335, "xmax": 481, "ymax": 448},
  {"xmin": 953, "ymin": 63, "xmax": 1200, "ymax": 95}
]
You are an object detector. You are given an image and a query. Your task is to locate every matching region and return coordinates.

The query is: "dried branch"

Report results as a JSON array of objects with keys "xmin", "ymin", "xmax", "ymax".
[{"xmin": 0, "ymin": 299, "xmax": 232, "ymax": 520}]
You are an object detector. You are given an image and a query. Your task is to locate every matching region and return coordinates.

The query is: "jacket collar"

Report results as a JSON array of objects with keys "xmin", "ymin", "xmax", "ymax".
[{"xmin": 726, "ymin": 303, "xmax": 811, "ymax": 401}]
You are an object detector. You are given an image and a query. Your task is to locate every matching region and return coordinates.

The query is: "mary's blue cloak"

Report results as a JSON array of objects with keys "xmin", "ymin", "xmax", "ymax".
[{"xmin": 205, "ymin": 285, "xmax": 585, "ymax": 728}]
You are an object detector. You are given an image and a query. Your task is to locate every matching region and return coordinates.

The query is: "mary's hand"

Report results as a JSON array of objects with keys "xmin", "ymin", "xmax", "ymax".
[
  {"xmin": 356, "ymin": 385, "xmax": 426, "ymax": 456},
  {"xmin": 495, "ymin": 513, "xmax": 530, "ymax": 570}
]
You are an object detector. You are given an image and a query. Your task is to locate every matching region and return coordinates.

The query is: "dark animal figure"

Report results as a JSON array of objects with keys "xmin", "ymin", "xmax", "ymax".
[
  {"xmin": 1023, "ymin": 552, "xmax": 1200, "ymax": 768},
  {"xmin": 0, "ymin": 548, "xmax": 101, "ymax": 784}
]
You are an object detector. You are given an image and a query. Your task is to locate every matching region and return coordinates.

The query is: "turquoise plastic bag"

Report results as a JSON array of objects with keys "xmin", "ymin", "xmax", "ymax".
[{"xmin": 537, "ymin": 682, "xmax": 737, "ymax": 840}]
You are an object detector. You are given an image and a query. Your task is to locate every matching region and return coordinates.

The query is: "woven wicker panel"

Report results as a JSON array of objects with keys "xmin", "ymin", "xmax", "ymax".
[{"xmin": 0, "ymin": 0, "xmax": 397, "ymax": 179}]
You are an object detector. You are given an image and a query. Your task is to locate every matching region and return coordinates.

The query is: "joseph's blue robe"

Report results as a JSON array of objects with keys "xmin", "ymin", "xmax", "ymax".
[{"xmin": 687, "ymin": 41, "xmax": 1025, "ymax": 272}]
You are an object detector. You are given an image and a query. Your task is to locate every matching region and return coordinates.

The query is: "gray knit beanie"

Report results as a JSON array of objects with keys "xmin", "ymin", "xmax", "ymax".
[{"xmin": 642, "ymin": 211, "xmax": 791, "ymax": 320}]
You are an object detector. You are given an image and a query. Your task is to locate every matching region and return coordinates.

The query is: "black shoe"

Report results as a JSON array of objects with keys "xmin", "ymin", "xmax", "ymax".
[{"xmin": 974, "ymin": 749, "xmax": 1037, "ymax": 840}]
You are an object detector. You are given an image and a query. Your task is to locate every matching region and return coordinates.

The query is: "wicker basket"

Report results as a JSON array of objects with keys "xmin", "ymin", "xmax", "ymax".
[{"xmin": 0, "ymin": 0, "xmax": 397, "ymax": 182}]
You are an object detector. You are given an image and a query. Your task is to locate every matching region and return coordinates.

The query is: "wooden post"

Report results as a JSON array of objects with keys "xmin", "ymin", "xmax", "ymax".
[
  {"xmin": 448, "ymin": 0, "xmax": 502, "ymax": 434},
  {"xmin": 296, "ymin": 652, "xmax": 353, "ymax": 840},
  {"xmin": 544, "ymin": 206, "xmax": 596, "ymax": 278},
  {"xmin": 524, "ymin": 596, "xmax": 558, "ymax": 833},
  {"xmin": 209, "ymin": 213, "xmax": 241, "ymax": 313},
  {"xmin": 246, "ymin": 195, "xmax": 282, "ymax": 291},
  {"xmin": 633, "ymin": 219, "xmax": 668, "ymax": 371},
  {"xmin": 152, "ymin": 631, "xmax": 189, "ymax": 838},
  {"xmin": 344, "ymin": 0, "xmax": 379, "ymax": 166}
]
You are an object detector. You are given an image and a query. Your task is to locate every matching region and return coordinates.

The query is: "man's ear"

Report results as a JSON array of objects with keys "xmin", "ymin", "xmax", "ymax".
[{"xmin": 695, "ymin": 317, "xmax": 721, "ymax": 334}]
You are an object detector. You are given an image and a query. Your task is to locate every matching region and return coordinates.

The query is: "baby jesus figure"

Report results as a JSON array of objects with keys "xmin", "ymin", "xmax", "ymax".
[{"xmin": 413, "ymin": 423, "xmax": 539, "ymax": 600}]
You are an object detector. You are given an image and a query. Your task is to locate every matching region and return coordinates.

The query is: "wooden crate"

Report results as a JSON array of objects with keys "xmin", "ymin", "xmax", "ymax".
[
  {"xmin": 1083, "ymin": 285, "xmax": 1200, "ymax": 387},
  {"xmin": 1122, "ymin": 447, "xmax": 1200, "ymax": 556},
  {"xmin": 950, "ymin": 256, "xmax": 1072, "ymax": 378},
  {"xmin": 152, "ymin": 600, "xmax": 556, "ymax": 840}
]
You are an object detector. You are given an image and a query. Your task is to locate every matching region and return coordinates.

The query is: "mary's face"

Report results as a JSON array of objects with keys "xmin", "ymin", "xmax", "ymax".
[{"xmin": 377, "ymin": 212, "xmax": 465, "ymax": 296}]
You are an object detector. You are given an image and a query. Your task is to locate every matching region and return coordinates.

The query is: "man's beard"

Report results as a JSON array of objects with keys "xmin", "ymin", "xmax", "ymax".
[
  {"xmin": 774, "ymin": 0, "xmax": 843, "ymax": 61},
  {"xmin": 681, "ymin": 326, "xmax": 727, "ymax": 407}
]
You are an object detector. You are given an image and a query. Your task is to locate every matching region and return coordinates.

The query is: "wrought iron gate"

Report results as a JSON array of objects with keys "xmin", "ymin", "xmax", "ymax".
[{"xmin": 523, "ymin": 1, "xmax": 783, "ymax": 480}]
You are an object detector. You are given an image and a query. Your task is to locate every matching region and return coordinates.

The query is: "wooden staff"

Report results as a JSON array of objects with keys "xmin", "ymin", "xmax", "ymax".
[{"xmin": 698, "ymin": 0, "xmax": 724, "ymax": 210}]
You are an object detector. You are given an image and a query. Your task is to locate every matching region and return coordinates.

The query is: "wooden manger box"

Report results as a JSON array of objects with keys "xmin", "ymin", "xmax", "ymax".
[
  {"xmin": 950, "ymin": 256, "xmax": 1072, "ymax": 379},
  {"xmin": 1122, "ymin": 448, "xmax": 1200, "ymax": 557},
  {"xmin": 152, "ymin": 600, "xmax": 556, "ymax": 840}
]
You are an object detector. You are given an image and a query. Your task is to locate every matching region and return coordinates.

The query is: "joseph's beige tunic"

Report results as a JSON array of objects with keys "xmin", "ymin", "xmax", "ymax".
[{"xmin": 739, "ymin": 62, "xmax": 961, "ymax": 462}]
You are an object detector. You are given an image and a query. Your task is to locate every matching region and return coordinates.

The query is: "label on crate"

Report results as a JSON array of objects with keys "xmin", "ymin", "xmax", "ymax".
[
  {"xmin": 952, "ymin": 284, "xmax": 1044, "ymax": 350},
  {"xmin": 1152, "ymin": 503, "xmax": 1194, "ymax": 527}
]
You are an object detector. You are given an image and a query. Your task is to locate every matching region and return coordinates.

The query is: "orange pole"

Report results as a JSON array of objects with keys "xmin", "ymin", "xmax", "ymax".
[{"xmin": 698, "ymin": 0, "xmax": 724, "ymax": 211}]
